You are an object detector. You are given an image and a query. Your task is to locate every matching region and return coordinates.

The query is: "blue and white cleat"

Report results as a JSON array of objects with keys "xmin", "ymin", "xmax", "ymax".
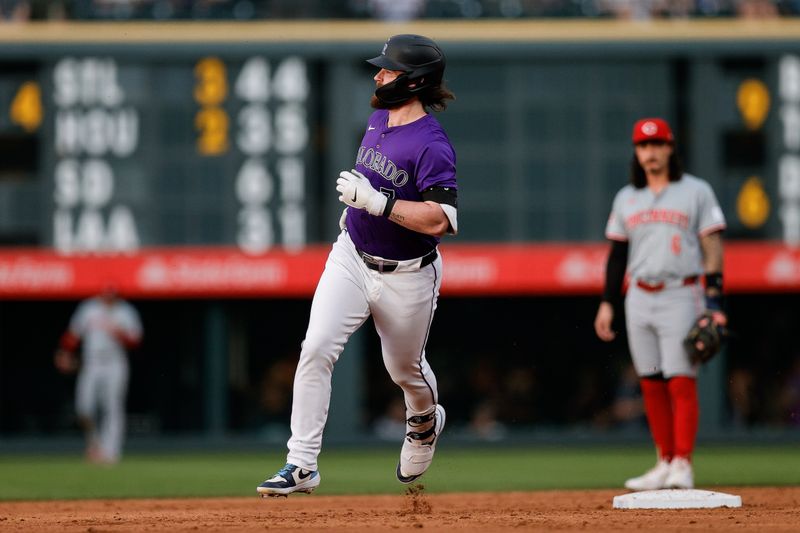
[
  {"xmin": 397, "ymin": 404, "xmax": 446, "ymax": 484},
  {"xmin": 257, "ymin": 463, "xmax": 321, "ymax": 497}
]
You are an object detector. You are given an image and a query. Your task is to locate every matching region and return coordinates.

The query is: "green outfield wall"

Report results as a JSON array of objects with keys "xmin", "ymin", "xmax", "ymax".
[{"xmin": 1, "ymin": 21, "xmax": 799, "ymax": 447}]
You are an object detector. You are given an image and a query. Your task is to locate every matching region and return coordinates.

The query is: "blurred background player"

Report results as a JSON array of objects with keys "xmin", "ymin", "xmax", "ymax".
[
  {"xmin": 594, "ymin": 118, "xmax": 727, "ymax": 490},
  {"xmin": 257, "ymin": 33, "xmax": 458, "ymax": 496},
  {"xmin": 54, "ymin": 285, "xmax": 143, "ymax": 464}
]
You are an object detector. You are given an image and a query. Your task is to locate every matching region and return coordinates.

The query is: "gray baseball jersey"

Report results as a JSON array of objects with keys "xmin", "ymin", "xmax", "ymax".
[
  {"xmin": 68, "ymin": 297, "xmax": 142, "ymax": 364},
  {"xmin": 605, "ymin": 173, "xmax": 726, "ymax": 282}
]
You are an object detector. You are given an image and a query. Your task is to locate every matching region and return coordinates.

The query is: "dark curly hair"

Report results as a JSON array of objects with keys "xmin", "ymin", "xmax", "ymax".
[
  {"xmin": 418, "ymin": 81, "xmax": 456, "ymax": 112},
  {"xmin": 371, "ymin": 80, "xmax": 456, "ymax": 112}
]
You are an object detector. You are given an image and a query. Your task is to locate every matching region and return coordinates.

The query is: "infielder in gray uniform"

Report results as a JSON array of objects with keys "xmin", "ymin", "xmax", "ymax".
[
  {"xmin": 594, "ymin": 118, "xmax": 727, "ymax": 490},
  {"xmin": 55, "ymin": 285, "xmax": 143, "ymax": 464},
  {"xmin": 257, "ymin": 34, "xmax": 458, "ymax": 496}
]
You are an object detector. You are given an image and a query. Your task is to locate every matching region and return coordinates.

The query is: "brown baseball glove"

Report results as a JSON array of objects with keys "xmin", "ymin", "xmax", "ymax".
[{"xmin": 683, "ymin": 312, "xmax": 726, "ymax": 365}]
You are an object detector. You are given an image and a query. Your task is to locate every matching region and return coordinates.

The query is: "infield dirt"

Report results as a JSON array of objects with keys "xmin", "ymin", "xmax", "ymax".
[{"xmin": 0, "ymin": 486, "xmax": 797, "ymax": 532}]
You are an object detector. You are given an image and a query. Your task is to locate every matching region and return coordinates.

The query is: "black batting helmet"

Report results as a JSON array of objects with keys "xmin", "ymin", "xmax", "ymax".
[{"xmin": 367, "ymin": 34, "xmax": 446, "ymax": 106}]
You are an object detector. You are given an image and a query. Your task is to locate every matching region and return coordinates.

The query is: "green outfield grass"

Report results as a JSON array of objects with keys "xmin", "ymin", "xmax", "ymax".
[{"xmin": 0, "ymin": 445, "xmax": 798, "ymax": 501}]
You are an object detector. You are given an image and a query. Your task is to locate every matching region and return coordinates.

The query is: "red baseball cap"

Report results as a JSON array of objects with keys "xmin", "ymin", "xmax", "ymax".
[{"xmin": 632, "ymin": 118, "xmax": 674, "ymax": 144}]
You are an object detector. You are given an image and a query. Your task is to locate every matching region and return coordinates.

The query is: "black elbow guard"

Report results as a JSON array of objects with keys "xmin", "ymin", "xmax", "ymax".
[{"xmin": 421, "ymin": 186, "xmax": 457, "ymax": 207}]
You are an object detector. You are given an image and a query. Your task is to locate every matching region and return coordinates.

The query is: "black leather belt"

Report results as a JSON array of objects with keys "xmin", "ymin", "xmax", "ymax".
[{"xmin": 358, "ymin": 249, "xmax": 438, "ymax": 273}]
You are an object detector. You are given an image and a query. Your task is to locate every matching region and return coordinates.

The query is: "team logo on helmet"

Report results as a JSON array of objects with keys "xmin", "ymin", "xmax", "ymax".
[{"xmin": 641, "ymin": 121, "xmax": 659, "ymax": 136}]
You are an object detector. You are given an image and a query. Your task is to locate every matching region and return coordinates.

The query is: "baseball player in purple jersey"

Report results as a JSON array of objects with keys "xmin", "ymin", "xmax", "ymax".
[
  {"xmin": 594, "ymin": 118, "xmax": 727, "ymax": 490},
  {"xmin": 258, "ymin": 34, "xmax": 457, "ymax": 496}
]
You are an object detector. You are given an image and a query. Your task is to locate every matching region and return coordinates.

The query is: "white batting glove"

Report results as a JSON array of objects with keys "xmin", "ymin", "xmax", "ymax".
[{"xmin": 336, "ymin": 169, "xmax": 387, "ymax": 217}]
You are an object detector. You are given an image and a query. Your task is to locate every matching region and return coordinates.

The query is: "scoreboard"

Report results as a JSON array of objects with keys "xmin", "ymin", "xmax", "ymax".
[{"xmin": 2, "ymin": 53, "xmax": 318, "ymax": 254}]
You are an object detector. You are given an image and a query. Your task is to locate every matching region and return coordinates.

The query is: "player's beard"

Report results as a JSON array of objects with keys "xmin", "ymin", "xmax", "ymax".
[
  {"xmin": 637, "ymin": 153, "xmax": 667, "ymax": 174},
  {"xmin": 643, "ymin": 159, "xmax": 667, "ymax": 175},
  {"xmin": 370, "ymin": 94, "xmax": 404, "ymax": 110}
]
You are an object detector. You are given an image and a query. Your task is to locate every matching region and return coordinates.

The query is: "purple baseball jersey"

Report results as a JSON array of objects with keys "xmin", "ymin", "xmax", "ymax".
[{"xmin": 345, "ymin": 109, "xmax": 457, "ymax": 260}]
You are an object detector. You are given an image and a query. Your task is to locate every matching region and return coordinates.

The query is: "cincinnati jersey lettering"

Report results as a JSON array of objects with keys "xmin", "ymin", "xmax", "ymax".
[{"xmin": 626, "ymin": 209, "xmax": 689, "ymax": 230}]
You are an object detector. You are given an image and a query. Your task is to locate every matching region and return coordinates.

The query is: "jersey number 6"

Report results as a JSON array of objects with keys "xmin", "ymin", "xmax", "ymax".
[{"xmin": 671, "ymin": 234, "xmax": 682, "ymax": 255}]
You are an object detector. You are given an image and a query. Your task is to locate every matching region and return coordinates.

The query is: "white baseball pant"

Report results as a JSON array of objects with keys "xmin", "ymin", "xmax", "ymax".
[{"xmin": 286, "ymin": 231, "xmax": 442, "ymax": 471}]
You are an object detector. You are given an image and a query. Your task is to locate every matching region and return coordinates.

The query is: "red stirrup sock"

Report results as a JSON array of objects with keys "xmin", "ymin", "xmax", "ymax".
[
  {"xmin": 640, "ymin": 377, "xmax": 674, "ymax": 461},
  {"xmin": 668, "ymin": 376, "xmax": 699, "ymax": 460}
]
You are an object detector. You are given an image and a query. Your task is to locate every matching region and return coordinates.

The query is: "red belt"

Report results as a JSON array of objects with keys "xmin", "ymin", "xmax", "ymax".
[{"xmin": 635, "ymin": 275, "xmax": 699, "ymax": 293}]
